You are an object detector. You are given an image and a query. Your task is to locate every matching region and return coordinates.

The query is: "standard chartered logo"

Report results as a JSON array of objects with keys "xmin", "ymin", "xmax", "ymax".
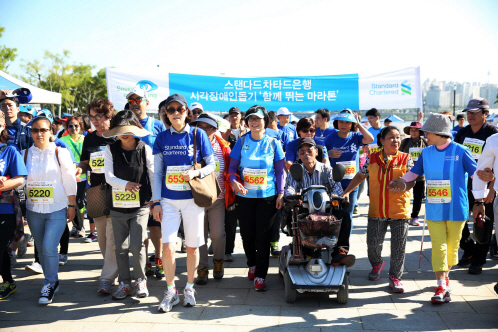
[{"xmin": 401, "ymin": 80, "xmax": 411, "ymax": 95}]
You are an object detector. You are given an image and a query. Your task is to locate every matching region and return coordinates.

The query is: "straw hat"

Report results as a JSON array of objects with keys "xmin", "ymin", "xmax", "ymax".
[
  {"xmin": 103, "ymin": 125, "xmax": 151, "ymax": 138},
  {"xmin": 403, "ymin": 121, "xmax": 424, "ymax": 135}
]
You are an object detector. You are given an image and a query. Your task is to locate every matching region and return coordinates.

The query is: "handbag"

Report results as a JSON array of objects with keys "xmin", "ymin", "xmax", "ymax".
[
  {"xmin": 188, "ymin": 127, "xmax": 221, "ymax": 207},
  {"xmin": 86, "ymin": 183, "xmax": 110, "ymax": 218}
]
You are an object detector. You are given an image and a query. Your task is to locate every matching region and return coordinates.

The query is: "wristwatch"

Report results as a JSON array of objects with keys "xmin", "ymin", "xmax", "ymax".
[{"xmin": 68, "ymin": 205, "xmax": 76, "ymax": 208}]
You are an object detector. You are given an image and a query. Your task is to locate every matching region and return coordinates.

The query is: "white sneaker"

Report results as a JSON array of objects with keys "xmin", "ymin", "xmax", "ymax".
[
  {"xmin": 98, "ymin": 280, "xmax": 112, "ymax": 294},
  {"xmin": 183, "ymin": 287, "xmax": 196, "ymax": 307},
  {"xmin": 158, "ymin": 289, "xmax": 179, "ymax": 312},
  {"xmin": 25, "ymin": 261, "xmax": 43, "ymax": 274},
  {"xmin": 78, "ymin": 227, "xmax": 86, "ymax": 238},
  {"xmin": 134, "ymin": 278, "xmax": 149, "ymax": 298},
  {"xmin": 112, "ymin": 282, "xmax": 132, "ymax": 300}
]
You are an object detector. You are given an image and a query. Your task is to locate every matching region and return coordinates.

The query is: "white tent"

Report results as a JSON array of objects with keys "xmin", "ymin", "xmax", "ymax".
[{"xmin": 0, "ymin": 70, "xmax": 62, "ymax": 105}]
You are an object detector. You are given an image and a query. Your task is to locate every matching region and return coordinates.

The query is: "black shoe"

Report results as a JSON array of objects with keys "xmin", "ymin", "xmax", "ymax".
[
  {"xmin": 149, "ymin": 254, "xmax": 155, "ymax": 262},
  {"xmin": 331, "ymin": 249, "xmax": 356, "ymax": 268},
  {"xmin": 457, "ymin": 255, "xmax": 471, "ymax": 267},
  {"xmin": 468, "ymin": 262, "xmax": 482, "ymax": 275},
  {"xmin": 38, "ymin": 281, "xmax": 59, "ymax": 304}
]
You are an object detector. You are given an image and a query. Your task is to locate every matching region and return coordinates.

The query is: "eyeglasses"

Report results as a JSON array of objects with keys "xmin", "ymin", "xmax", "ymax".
[
  {"xmin": 248, "ymin": 117, "xmax": 263, "ymax": 122},
  {"xmin": 300, "ymin": 128, "xmax": 316, "ymax": 134},
  {"xmin": 68, "ymin": 124, "xmax": 80, "ymax": 129},
  {"xmin": 192, "ymin": 110, "xmax": 203, "ymax": 115},
  {"xmin": 166, "ymin": 106, "xmax": 186, "ymax": 115},
  {"xmin": 128, "ymin": 98, "xmax": 146, "ymax": 105},
  {"xmin": 298, "ymin": 148, "xmax": 315, "ymax": 155},
  {"xmin": 89, "ymin": 114, "xmax": 107, "ymax": 122},
  {"xmin": 31, "ymin": 128, "xmax": 51, "ymax": 134}
]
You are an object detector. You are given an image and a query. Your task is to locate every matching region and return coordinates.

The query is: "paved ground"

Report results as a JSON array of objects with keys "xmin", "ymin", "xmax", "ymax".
[{"xmin": 1, "ymin": 193, "xmax": 498, "ymax": 332}]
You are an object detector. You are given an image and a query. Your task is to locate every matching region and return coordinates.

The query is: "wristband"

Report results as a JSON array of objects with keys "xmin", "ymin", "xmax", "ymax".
[
  {"xmin": 152, "ymin": 202, "xmax": 160, "ymax": 208},
  {"xmin": 68, "ymin": 205, "xmax": 75, "ymax": 208},
  {"xmin": 474, "ymin": 201, "xmax": 484, "ymax": 206},
  {"xmin": 402, "ymin": 182, "xmax": 407, "ymax": 191}
]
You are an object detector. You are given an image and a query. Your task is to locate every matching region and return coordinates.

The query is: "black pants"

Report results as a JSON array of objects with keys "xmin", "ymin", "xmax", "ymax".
[
  {"xmin": 460, "ymin": 179, "xmax": 495, "ymax": 265},
  {"xmin": 0, "ymin": 214, "xmax": 16, "ymax": 282},
  {"xmin": 34, "ymin": 224, "xmax": 69, "ymax": 262},
  {"xmin": 235, "ymin": 195, "xmax": 277, "ymax": 279},
  {"xmin": 411, "ymin": 181, "xmax": 425, "ymax": 219},
  {"xmin": 225, "ymin": 205, "xmax": 237, "ymax": 254},
  {"xmin": 270, "ymin": 209, "xmax": 281, "ymax": 243},
  {"xmin": 334, "ymin": 209, "xmax": 352, "ymax": 255},
  {"xmin": 72, "ymin": 181, "xmax": 87, "ymax": 230}
]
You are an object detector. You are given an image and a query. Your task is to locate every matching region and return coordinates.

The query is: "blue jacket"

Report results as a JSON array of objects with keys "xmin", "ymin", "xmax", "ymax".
[{"xmin": 9, "ymin": 118, "xmax": 33, "ymax": 151}]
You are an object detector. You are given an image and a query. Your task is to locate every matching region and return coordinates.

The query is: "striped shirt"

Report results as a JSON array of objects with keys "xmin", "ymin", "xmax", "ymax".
[
  {"xmin": 212, "ymin": 138, "xmax": 225, "ymax": 200},
  {"xmin": 284, "ymin": 161, "xmax": 343, "ymax": 197}
]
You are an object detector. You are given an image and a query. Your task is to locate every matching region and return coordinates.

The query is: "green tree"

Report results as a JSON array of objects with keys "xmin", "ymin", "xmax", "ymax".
[{"xmin": 0, "ymin": 26, "xmax": 17, "ymax": 72}]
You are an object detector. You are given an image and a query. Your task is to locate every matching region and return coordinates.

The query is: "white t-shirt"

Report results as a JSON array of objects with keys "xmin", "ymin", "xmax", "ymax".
[{"xmin": 232, "ymin": 128, "xmax": 241, "ymax": 140}]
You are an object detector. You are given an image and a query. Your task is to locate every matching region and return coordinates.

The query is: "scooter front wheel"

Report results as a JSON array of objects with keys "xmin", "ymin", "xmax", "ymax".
[
  {"xmin": 337, "ymin": 274, "xmax": 349, "ymax": 304},
  {"xmin": 284, "ymin": 271, "xmax": 297, "ymax": 303}
]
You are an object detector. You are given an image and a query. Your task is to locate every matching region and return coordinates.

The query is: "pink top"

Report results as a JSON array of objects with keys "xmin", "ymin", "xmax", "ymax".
[{"xmin": 401, "ymin": 139, "xmax": 452, "ymax": 182}]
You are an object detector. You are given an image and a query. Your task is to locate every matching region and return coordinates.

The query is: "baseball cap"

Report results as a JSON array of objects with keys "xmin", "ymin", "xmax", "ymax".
[
  {"xmin": 163, "ymin": 94, "xmax": 188, "ymax": 108},
  {"xmin": 19, "ymin": 105, "xmax": 37, "ymax": 117},
  {"xmin": 277, "ymin": 107, "xmax": 291, "ymax": 116},
  {"xmin": 2, "ymin": 88, "xmax": 32, "ymax": 104},
  {"xmin": 229, "ymin": 107, "xmax": 241, "ymax": 114},
  {"xmin": 190, "ymin": 102, "xmax": 203, "ymax": 111},
  {"xmin": 333, "ymin": 112, "xmax": 357, "ymax": 123},
  {"xmin": 463, "ymin": 97, "xmax": 489, "ymax": 112},
  {"xmin": 191, "ymin": 113, "xmax": 218, "ymax": 129},
  {"xmin": 297, "ymin": 137, "xmax": 316, "ymax": 149},
  {"xmin": 35, "ymin": 109, "xmax": 54, "ymax": 124},
  {"xmin": 125, "ymin": 87, "xmax": 148, "ymax": 100}
]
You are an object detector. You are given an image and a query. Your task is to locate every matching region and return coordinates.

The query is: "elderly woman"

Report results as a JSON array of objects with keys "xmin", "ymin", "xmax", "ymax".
[
  {"xmin": 152, "ymin": 94, "xmax": 215, "ymax": 312},
  {"xmin": 391, "ymin": 114, "xmax": 476, "ymax": 303},
  {"xmin": 343, "ymin": 126, "xmax": 415, "ymax": 293},
  {"xmin": 191, "ymin": 113, "xmax": 233, "ymax": 285}
]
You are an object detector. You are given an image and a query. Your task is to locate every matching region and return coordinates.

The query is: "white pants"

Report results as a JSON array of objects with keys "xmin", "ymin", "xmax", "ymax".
[{"xmin": 160, "ymin": 198, "xmax": 205, "ymax": 248}]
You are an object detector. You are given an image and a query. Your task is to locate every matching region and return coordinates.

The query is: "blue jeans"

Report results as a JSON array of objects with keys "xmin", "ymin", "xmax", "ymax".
[
  {"xmin": 342, "ymin": 186, "xmax": 358, "ymax": 235},
  {"xmin": 27, "ymin": 208, "xmax": 67, "ymax": 287}
]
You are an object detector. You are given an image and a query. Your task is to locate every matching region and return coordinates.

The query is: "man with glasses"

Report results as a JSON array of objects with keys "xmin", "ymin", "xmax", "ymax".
[
  {"xmin": 0, "ymin": 90, "xmax": 33, "ymax": 150},
  {"xmin": 284, "ymin": 137, "xmax": 355, "ymax": 267},
  {"xmin": 125, "ymin": 87, "xmax": 166, "ymax": 279},
  {"xmin": 190, "ymin": 102, "xmax": 203, "ymax": 122},
  {"xmin": 224, "ymin": 107, "xmax": 249, "ymax": 149}
]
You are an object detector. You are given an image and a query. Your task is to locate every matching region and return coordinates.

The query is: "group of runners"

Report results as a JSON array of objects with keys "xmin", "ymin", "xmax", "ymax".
[{"xmin": 0, "ymin": 87, "xmax": 496, "ymax": 311}]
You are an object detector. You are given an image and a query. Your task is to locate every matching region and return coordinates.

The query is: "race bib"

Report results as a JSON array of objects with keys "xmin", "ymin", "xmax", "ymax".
[
  {"xmin": 427, "ymin": 180, "xmax": 451, "ymax": 204},
  {"xmin": 27, "ymin": 181, "xmax": 54, "ymax": 205},
  {"xmin": 214, "ymin": 156, "xmax": 221, "ymax": 177},
  {"xmin": 165, "ymin": 165, "xmax": 191, "ymax": 191},
  {"xmin": 463, "ymin": 137, "xmax": 485, "ymax": 159},
  {"xmin": 243, "ymin": 168, "xmax": 268, "ymax": 190},
  {"xmin": 409, "ymin": 147, "xmax": 423, "ymax": 161},
  {"xmin": 337, "ymin": 161, "xmax": 356, "ymax": 180},
  {"xmin": 369, "ymin": 144, "xmax": 382, "ymax": 154},
  {"xmin": 112, "ymin": 190, "xmax": 140, "ymax": 208},
  {"xmin": 90, "ymin": 151, "xmax": 105, "ymax": 173}
]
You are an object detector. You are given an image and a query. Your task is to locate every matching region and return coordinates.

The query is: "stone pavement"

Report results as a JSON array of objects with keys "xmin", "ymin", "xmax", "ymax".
[{"xmin": 1, "ymin": 193, "xmax": 498, "ymax": 332}]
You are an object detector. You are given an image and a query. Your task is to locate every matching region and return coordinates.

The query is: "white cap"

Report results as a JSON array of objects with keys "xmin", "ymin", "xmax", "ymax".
[
  {"xmin": 277, "ymin": 107, "xmax": 291, "ymax": 116},
  {"xmin": 126, "ymin": 87, "xmax": 148, "ymax": 100},
  {"xmin": 190, "ymin": 102, "xmax": 204, "ymax": 111}
]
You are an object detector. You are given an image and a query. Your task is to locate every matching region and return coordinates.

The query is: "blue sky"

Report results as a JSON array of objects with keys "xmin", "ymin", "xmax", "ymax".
[{"xmin": 3, "ymin": 0, "xmax": 498, "ymax": 83}]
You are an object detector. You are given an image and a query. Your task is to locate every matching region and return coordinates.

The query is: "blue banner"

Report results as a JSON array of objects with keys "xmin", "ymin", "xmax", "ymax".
[{"xmin": 168, "ymin": 73, "xmax": 359, "ymax": 112}]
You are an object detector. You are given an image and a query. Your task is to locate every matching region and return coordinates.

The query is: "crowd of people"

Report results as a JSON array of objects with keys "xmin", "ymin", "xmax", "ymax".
[{"xmin": 0, "ymin": 88, "xmax": 497, "ymax": 311}]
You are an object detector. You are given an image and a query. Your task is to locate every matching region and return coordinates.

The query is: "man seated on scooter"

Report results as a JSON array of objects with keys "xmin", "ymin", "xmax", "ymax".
[{"xmin": 284, "ymin": 137, "xmax": 355, "ymax": 267}]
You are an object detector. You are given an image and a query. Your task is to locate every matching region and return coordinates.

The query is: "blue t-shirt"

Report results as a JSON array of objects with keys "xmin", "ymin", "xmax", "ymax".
[
  {"xmin": 6, "ymin": 126, "xmax": 17, "ymax": 146},
  {"xmin": 0, "ymin": 144, "xmax": 28, "ymax": 214},
  {"xmin": 153, "ymin": 126, "xmax": 213, "ymax": 200},
  {"xmin": 314, "ymin": 127, "xmax": 336, "ymax": 146},
  {"xmin": 139, "ymin": 116, "xmax": 166, "ymax": 148},
  {"xmin": 368, "ymin": 126, "xmax": 384, "ymax": 145},
  {"xmin": 453, "ymin": 125, "xmax": 464, "ymax": 132},
  {"xmin": 285, "ymin": 138, "xmax": 328, "ymax": 164},
  {"xmin": 229, "ymin": 134, "xmax": 285, "ymax": 199},
  {"xmin": 54, "ymin": 138, "xmax": 76, "ymax": 162},
  {"xmin": 264, "ymin": 128, "xmax": 289, "ymax": 152},
  {"xmin": 411, "ymin": 141, "xmax": 476, "ymax": 221},
  {"xmin": 324, "ymin": 131, "xmax": 364, "ymax": 188},
  {"xmin": 278, "ymin": 123, "xmax": 298, "ymax": 141}
]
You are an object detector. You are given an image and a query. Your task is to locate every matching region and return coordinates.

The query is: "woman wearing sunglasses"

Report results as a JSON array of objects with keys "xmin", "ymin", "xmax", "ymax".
[
  {"xmin": 324, "ymin": 110, "xmax": 374, "ymax": 223},
  {"xmin": 24, "ymin": 116, "xmax": 77, "ymax": 304},
  {"xmin": 60, "ymin": 117, "xmax": 87, "ymax": 239},
  {"xmin": 228, "ymin": 106, "xmax": 285, "ymax": 292},
  {"xmin": 152, "ymin": 94, "xmax": 215, "ymax": 313},
  {"xmin": 75, "ymin": 99, "xmax": 119, "ymax": 294},
  {"xmin": 285, "ymin": 117, "xmax": 329, "ymax": 169}
]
